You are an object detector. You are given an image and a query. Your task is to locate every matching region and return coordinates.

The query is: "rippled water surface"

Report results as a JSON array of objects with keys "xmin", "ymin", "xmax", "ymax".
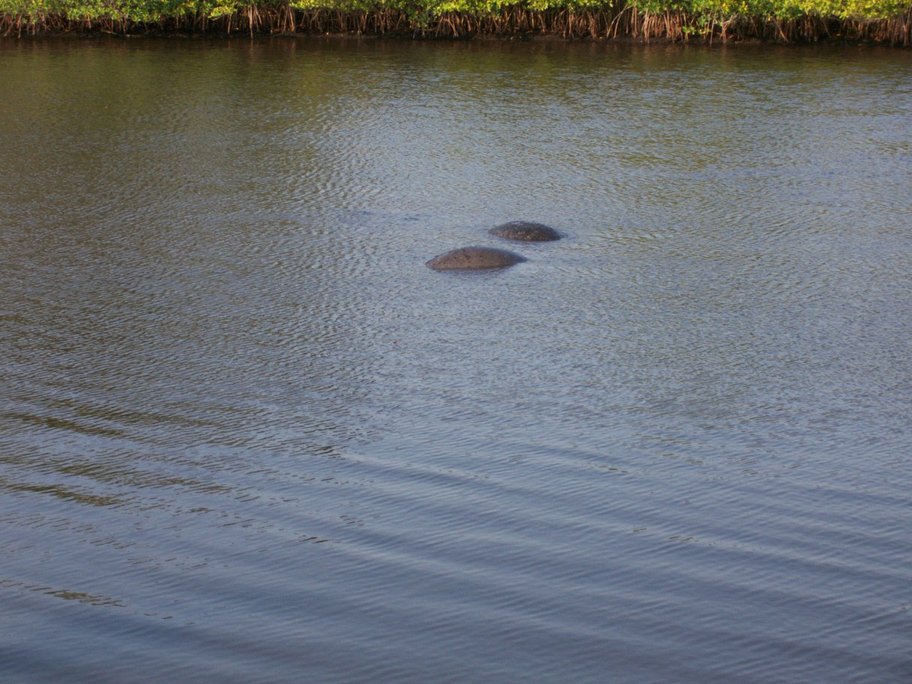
[{"xmin": 1, "ymin": 37, "xmax": 911, "ymax": 682}]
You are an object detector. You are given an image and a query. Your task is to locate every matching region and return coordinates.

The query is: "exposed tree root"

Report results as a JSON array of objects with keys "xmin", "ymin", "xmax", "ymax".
[{"xmin": 1, "ymin": 4, "xmax": 910, "ymax": 45}]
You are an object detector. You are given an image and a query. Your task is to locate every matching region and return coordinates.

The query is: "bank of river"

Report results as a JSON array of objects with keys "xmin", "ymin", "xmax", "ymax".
[
  {"xmin": 2, "ymin": 0, "xmax": 911, "ymax": 44},
  {"xmin": 1, "ymin": 38, "xmax": 911, "ymax": 682}
]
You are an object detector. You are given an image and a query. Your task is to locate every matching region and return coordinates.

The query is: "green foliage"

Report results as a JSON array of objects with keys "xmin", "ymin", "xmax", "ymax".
[
  {"xmin": 664, "ymin": 0, "xmax": 909, "ymax": 20},
  {"xmin": 1, "ymin": 0, "xmax": 908, "ymax": 31}
]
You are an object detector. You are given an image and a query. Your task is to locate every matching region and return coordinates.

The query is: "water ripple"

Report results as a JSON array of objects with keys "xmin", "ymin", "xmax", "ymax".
[{"xmin": 1, "ymin": 38, "xmax": 911, "ymax": 684}]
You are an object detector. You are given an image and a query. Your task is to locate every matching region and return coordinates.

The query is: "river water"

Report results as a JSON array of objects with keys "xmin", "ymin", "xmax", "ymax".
[{"xmin": 1, "ymin": 37, "xmax": 911, "ymax": 682}]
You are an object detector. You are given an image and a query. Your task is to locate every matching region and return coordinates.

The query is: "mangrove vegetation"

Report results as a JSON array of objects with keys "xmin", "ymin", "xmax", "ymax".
[{"xmin": 1, "ymin": 0, "xmax": 910, "ymax": 43}]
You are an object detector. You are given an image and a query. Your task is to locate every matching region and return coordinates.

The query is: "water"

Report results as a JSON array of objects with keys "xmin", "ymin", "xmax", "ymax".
[{"xmin": 1, "ymin": 37, "xmax": 911, "ymax": 683}]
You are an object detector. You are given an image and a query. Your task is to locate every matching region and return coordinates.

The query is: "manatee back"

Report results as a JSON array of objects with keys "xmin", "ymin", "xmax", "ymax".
[
  {"xmin": 426, "ymin": 246, "xmax": 526, "ymax": 271},
  {"xmin": 490, "ymin": 221, "xmax": 561, "ymax": 242}
]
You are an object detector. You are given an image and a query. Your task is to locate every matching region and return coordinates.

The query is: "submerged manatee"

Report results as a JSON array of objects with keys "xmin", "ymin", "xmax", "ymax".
[
  {"xmin": 426, "ymin": 246, "xmax": 526, "ymax": 271},
  {"xmin": 490, "ymin": 221, "xmax": 561, "ymax": 242}
]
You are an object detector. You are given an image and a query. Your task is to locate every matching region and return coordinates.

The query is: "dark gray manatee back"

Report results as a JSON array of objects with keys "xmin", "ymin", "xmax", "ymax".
[
  {"xmin": 426, "ymin": 246, "xmax": 526, "ymax": 271},
  {"xmin": 490, "ymin": 221, "xmax": 561, "ymax": 242}
]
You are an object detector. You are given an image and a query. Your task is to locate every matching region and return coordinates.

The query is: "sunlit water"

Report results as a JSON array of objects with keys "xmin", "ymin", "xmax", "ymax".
[{"xmin": 1, "ymin": 37, "xmax": 911, "ymax": 683}]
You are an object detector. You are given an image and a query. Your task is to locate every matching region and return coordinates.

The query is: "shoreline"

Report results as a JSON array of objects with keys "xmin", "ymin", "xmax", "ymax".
[{"xmin": 2, "ymin": 5, "xmax": 910, "ymax": 45}]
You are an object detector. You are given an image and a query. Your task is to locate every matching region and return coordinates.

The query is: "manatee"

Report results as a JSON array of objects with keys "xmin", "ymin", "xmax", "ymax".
[
  {"xmin": 490, "ymin": 221, "xmax": 561, "ymax": 242},
  {"xmin": 426, "ymin": 246, "xmax": 526, "ymax": 271}
]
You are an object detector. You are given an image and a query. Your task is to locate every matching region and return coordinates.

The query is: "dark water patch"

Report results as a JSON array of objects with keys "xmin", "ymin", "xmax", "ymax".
[
  {"xmin": 0, "ymin": 479, "xmax": 123, "ymax": 507},
  {"xmin": 0, "ymin": 579, "xmax": 126, "ymax": 608},
  {"xmin": 4, "ymin": 411, "xmax": 128, "ymax": 439}
]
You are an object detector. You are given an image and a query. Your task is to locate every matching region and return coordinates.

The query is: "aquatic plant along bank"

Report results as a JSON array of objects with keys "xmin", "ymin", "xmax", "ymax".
[{"xmin": 1, "ymin": 0, "xmax": 910, "ymax": 43}]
